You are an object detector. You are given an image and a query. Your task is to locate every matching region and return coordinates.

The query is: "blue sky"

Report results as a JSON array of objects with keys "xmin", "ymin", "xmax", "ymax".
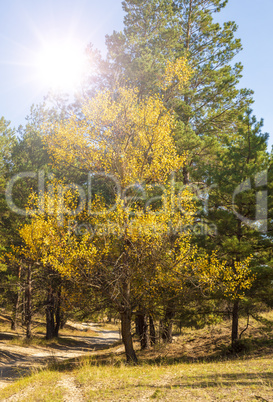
[{"xmin": 0, "ymin": 0, "xmax": 272, "ymax": 148}]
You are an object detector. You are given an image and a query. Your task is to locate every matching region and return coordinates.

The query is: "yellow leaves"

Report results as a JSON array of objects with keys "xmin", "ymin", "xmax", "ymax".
[
  {"xmin": 221, "ymin": 257, "xmax": 255, "ymax": 300},
  {"xmin": 15, "ymin": 176, "xmax": 255, "ymax": 305},
  {"xmin": 45, "ymin": 85, "xmax": 187, "ymax": 187},
  {"xmin": 191, "ymin": 252, "xmax": 226, "ymax": 292},
  {"xmin": 182, "ymin": 252, "xmax": 255, "ymax": 300},
  {"xmin": 20, "ymin": 218, "xmax": 55, "ymax": 258},
  {"xmin": 43, "ymin": 57, "xmax": 193, "ymax": 193},
  {"xmin": 82, "ymin": 87, "xmax": 183, "ymax": 186},
  {"xmin": 160, "ymin": 57, "xmax": 192, "ymax": 91}
]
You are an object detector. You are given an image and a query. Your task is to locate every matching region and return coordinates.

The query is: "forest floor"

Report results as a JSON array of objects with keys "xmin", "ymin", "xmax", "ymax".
[
  {"xmin": 1, "ymin": 311, "xmax": 273, "ymax": 401},
  {"xmin": 0, "ymin": 314, "xmax": 121, "ymax": 392}
]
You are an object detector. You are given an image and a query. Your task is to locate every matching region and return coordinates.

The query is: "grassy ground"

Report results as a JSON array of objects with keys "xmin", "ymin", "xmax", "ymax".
[
  {"xmin": 1, "ymin": 312, "xmax": 273, "ymax": 401},
  {"xmin": 1, "ymin": 351, "xmax": 273, "ymax": 401}
]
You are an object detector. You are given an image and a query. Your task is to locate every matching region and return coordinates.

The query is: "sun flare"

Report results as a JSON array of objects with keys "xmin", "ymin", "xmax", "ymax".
[{"xmin": 35, "ymin": 39, "xmax": 86, "ymax": 91}]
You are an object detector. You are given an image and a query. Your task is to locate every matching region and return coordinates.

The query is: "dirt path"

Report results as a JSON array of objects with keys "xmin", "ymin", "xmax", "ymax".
[
  {"xmin": 57, "ymin": 375, "xmax": 84, "ymax": 402},
  {"xmin": 0, "ymin": 322, "xmax": 121, "ymax": 390}
]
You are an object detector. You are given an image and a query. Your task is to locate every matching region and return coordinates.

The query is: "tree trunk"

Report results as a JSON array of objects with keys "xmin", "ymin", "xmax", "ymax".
[
  {"xmin": 232, "ymin": 300, "xmax": 239, "ymax": 345},
  {"xmin": 46, "ymin": 288, "xmax": 55, "ymax": 340},
  {"xmin": 46, "ymin": 287, "xmax": 62, "ymax": 339},
  {"xmin": 11, "ymin": 287, "xmax": 21, "ymax": 331},
  {"xmin": 121, "ymin": 310, "xmax": 138, "ymax": 363},
  {"xmin": 119, "ymin": 276, "xmax": 137, "ymax": 363},
  {"xmin": 11, "ymin": 265, "xmax": 22, "ymax": 331},
  {"xmin": 183, "ymin": 166, "xmax": 190, "ymax": 185},
  {"xmin": 25, "ymin": 265, "xmax": 32, "ymax": 339},
  {"xmin": 54, "ymin": 290, "xmax": 61, "ymax": 338},
  {"xmin": 149, "ymin": 315, "xmax": 156, "ymax": 345},
  {"xmin": 161, "ymin": 303, "xmax": 175, "ymax": 343},
  {"xmin": 21, "ymin": 292, "xmax": 26, "ymax": 326},
  {"xmin": 138, "ymin": 314, "xmax": 150, "ymax": 350},
  {"xmin": 135, "ymin": 313, "xmax": 141, "ymax": 336},
  {"xmin": 60, "ymin": 313, "xmax": 67, "ymax": 329}
]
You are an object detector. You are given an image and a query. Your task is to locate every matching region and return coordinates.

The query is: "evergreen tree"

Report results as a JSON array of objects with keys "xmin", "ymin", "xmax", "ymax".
[
  {"xmin": 0, "ymin": 117, "xmax": 17, "ymax": 247},
  {"xmin": 0, "ymin": 117, "xmax": 17, "ymax": 320},
  {"xmin": 105, "ymin": 0, "xmax": 253, "ymax": 184},
  {"xmin": 203, "ymin": 110, "xmax": 270, "ymax": 344},
  {"xmin": 101, "ymin": 0, "xmax": 257, "ymax": 343}
]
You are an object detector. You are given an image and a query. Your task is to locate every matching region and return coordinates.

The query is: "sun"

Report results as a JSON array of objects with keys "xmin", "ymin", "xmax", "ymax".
[{"xmin": 35, "ymin": 39, "xmax": 86, "ymax": 91}]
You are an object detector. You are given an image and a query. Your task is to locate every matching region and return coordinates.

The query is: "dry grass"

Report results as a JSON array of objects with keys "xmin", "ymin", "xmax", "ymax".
[
  {"xmin": 75, "ymin": 356, "xmax": 273, "ymax": 401},
  {"xmin": 1, "ymin": 311, "xmax": 273, "ymax": 401},
  {"xmin": 0, "ymin": 370, "xmax": 64, "ymax": 401},
  {"xmin": 2, "ymin": 351, "xmax": 273, "ymax": 401}
]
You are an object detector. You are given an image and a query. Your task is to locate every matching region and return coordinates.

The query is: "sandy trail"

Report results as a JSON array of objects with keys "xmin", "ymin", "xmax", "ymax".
[{"xmin": 0, "ymin": 322, "xmax": 121, "ymax": 390}]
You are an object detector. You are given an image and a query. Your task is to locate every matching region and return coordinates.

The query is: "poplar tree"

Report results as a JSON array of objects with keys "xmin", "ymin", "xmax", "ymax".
[{"xmin": 102, "ymin": 1, "xmax": 267, "ymax": 345}]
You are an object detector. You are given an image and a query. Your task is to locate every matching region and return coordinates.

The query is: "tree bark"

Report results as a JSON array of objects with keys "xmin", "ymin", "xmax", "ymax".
[
  {"xmin": 60, "ymin": 313, "xmax": 67, "ymax": 329},
  {"xmin": 149, "ymin": 315, "xmax": 156, "ymax": 345},
  {"xmin": 54, "ymin": 289, "xmax": 61, "ymax": 338},
  {"xmin": 161, "ymin": 303, "xmax": 175, "ymax": 343},
  {"xmin": 46, "ymin": 287, "xmax": 55, "ymax": 340},
  {"xmin": 138, "ymin": 313, "xmax": 150, "ymax": 350},
  {"xmin": 21, "ymin": 291, "xmax": 26, "ymax": 326},
  {"xmin": 135, "ymin": 313, "xmax": 141, "ymax": 336},
  {"xmin": 183, "ymin": 166, "xmax": 190, "ymax": 185},
  {"xmin": 119, "ymin": 274, "xmax": 137, "ymax": 363},
  {"xmin": 11, "ymin": 287, "xmax": 20, "ymax": 331},
  {"xmin": 11, "ymin": 265, "xmax": 22, "ymax": 331},
  {"xmin": 232, "ymin": 300, "xmax": 239, "ymax": 345},
  {"xmin": 46, "ymin": 287, "xmax": 61, "ymax": 339},
  {"xmin": 25, "ymin": 265, "xmax": 32, "ymax": 339},
  {"xmin": 121, "ymin": 310, "xmax": 138, "ymax": 363}
]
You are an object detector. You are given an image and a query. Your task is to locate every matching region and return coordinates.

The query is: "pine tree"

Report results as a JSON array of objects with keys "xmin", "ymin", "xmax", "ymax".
[
  {"xmin": 203, "ymin": 110, "xmax": 270, "ymax": 345},
  {"xmin": 100, "ymin": 0, "xmax": 257, "ymax": 342},
  {"xmin": 106, "ymin": 0, "xmax": 253, "ymax": 184}
]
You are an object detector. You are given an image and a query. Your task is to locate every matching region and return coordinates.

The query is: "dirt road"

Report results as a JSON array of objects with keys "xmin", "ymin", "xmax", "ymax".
[{"xmin": 0, "ymin": 322, "xmax": 121, "ymax": 390}]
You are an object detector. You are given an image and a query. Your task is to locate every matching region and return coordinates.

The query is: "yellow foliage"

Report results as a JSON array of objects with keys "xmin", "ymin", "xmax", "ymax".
[
  {"xmin": 15, "ymin": 62, "xmax": 255, "ymax": 308},
  {"xmin": 221, "ymin": 257, "xmax": 255, "ymax": 300},
  {"xmin": 160, "ymin": 57, "xmax": 192, "ymax": 91},
  {"xmin": 45, "ymin": 87, "xmax": 186, "ymax": 187}
]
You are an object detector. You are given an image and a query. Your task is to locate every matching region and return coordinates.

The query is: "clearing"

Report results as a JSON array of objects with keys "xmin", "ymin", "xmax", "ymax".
[
  {"xmin": 1, "ymin": 312, "xmax": 273, "ymax": 401},
  {"xmin": 0, "ymin": 317, "xmax": 121, "ymax": 391}
]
